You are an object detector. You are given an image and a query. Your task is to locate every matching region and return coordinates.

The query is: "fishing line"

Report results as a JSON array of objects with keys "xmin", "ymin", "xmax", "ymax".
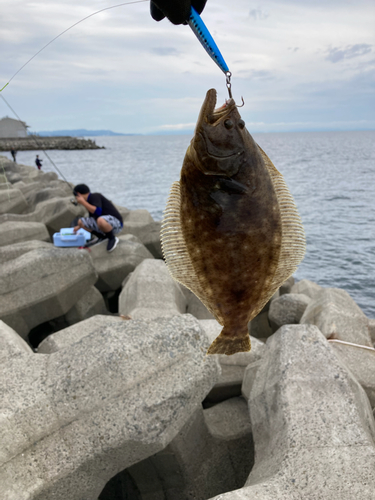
[
  {"xmin": 0, "ymin": 93, "xmax": 73, "ymax": 187},
  {"xmin": 0, "ymin": 0, "xmax": 148, "ymax": 196},
  {"xmin": 0, "ymin": 0, "xmax": 148, "ymax": 91}
]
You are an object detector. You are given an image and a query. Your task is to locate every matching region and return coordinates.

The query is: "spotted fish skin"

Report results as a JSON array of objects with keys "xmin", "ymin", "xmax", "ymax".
[{"xmin": 161, "ymin": 89, "xmax": 305, "ymax": 355}]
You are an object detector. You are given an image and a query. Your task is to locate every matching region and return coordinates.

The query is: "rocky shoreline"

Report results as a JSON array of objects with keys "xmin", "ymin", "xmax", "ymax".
[
  {"xmin": 0, "ymin": 135, "xmax": 104, "ymax": 151},
  {"xmin": 0, "ymin": 154, "xmax": 374, "ymax": 500}
]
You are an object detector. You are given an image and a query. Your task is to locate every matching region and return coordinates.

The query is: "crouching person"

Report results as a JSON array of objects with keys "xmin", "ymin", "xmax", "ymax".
[{"xmin": 73, "ymin": 183, "xmax": 123, "ymax": 252}]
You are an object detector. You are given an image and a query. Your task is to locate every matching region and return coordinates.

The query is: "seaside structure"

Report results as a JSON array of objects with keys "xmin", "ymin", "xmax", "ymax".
[
  {"xmin": 0, "ymin": 116, "xmax": 29, "ymax": 138},
  {"xmin": 0, "ymin": 154, "xmax": 374, "ymax": 500}
]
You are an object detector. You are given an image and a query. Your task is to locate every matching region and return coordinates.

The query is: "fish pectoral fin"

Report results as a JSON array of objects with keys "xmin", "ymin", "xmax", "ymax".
[
  {"xmin": 217, "ymin": 177, "xmax": 248, "ymax": 194},
  {"xmin": 206, "ymin": 326, "xmax": 251, "ymax": 356}
]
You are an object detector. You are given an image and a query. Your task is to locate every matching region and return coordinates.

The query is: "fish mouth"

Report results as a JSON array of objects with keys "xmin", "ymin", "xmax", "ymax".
[
  {"xmin": 193, "ymin": 89, "xmax": 245, "ymax": 176},
  {"xmin": 197, "ymin": 88, "xmax": 236, "ymax": 128}
]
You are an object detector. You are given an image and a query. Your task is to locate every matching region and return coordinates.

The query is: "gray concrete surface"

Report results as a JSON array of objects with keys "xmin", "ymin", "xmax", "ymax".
[
  {"xmin": 64, "ymin": 286, "xmax": 109, "ymax": 325},
  {"xmin": 119, "ymin": 258, "xmax": 186, "ymax": 320},
  {"xmin": 268, "ymin": 292, "xmax": 311, "ymax": 331},
  {"xmin": 90, "ymin": 234, "xmax": 153, "ymax": 292},
  {"xmin": 0, "ymin": 247, "xmax": 97, "ymax": 338},
  {"xmin": 0, "ymin": 314, "xmax": 220, "ymax": 500},
  {"xmin": 0, "ymin": 220, "xmax": 50, "ymax": 247},
  {"xmin": 291, "ymin": 278, "xmax": 323, "ymax": 298},
  {"xmin": 0, "ymin": 188, "xmax": 28, "ymax": 215},
  {"xmin": 300, "ymin": 287, "xmax": 373, "ymax": 346},
  {"xmin": 208, "ymin": 324, "xmax": 375, "ymax": 500}
]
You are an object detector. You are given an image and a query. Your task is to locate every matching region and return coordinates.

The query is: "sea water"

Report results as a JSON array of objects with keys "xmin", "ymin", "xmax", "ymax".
[{"xmin": 11, "ymin": 130, "xmax": 375, "ymax": 318}]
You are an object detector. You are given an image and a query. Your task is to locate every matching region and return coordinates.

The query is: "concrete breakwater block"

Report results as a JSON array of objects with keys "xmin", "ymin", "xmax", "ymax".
[
  {"xmin": 0, "ymin": 240, "xmax": 52, "ymax": 263},
  {"xmin": 37, "ymin": 314, "xmax": 121, "ymax": 353},
  {"xmin": 115, "ymin": 209, "xmax": 163, "ymax": 259},
  {"xmin": 0, "ymin": 196, "xmax": 85, "ymax": 235},
  {"xmin": 0, "ymin": 320, "xmax": 34, "ymax": 360},
  {"xmin": 278, "ymin": 275, "xmax": 295, "ymax": 295},
  {"xmin": 0, "ymin": 188, "xmax": 28, "ymax": 215},
  {"xmin": 89, "ymin": 234, "xmax": 153, "ymax": 292},
  {"xmin": 118, "ymin": 399, "xmax": 253, "ymax": 500},
  {"xmin": 0, "ymin": 220, "xmax": 50, "ymax": 247},
  {"xmin": 123, "ymin": 208, "xmax": 154, "ymax": 224},
  {"xmin": 208, "ymin": 324, "xmax": 375, "ymax": 500},
  {"xmin": 12, "ymin": 178, "xmax": 72, "ymax": 200},
  {"xmin": 0, "ymin": 247, "xmax": 98, "ymax": 338},
  {"xmin": 0, "ymin": 315, "xmax": 220, "ymax": 500},
  {"xmin": 290, "ymin": 278, "xmax": 323, "ymax": 298},
  {"xmin": 64, "ymin": 286, "xmax": 109, "ymax": 326},
  {"xmin": 330, "ymin": 341, "xmax": 375, "ymax": 408},
  {"xmin": 24, "ymin": 186, "xmax": 71, "ymax": 212},
  {"xmin": 2, "ymin": 161, "xmax": 59, "ymax": 186},
  {"xmin": 268, "ymin": 292, "xmax": 311, "ymax": 331},
  {"xmin": 120, "ymin": 221, "xmax": 162, "ymax": 259},
  {"xmin": 200, "ymin": 319, "xmax": 265, "ymax": 404},
  {"xmin": 300, "ymin": 287, "xmax": 372, "ymax": 346},
  {"xmin": 119, "ymin": 258, "xmax": 187, "ymax": 320},
  {"xmin": 369, "ymin": 318, "xmax": 375, "ymax": 344},
  {"xmin": 249, "ymin": 290, "xmax": 280, "ymax": 340},
  {"xmin": 123, "ymin": 220, "xmax": 162, "ymax": 258}
]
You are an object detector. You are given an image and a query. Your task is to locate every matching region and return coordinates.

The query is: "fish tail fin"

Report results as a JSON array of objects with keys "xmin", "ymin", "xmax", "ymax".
[{"xmin": 206, "ymin": 326, "xmax": 251, "ymax": 356}]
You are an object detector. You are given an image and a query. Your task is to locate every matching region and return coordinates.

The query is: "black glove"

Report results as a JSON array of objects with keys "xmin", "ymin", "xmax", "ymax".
[{"xmin": 150, "ymin": 0, "xmax": 207, "ymax": 25}]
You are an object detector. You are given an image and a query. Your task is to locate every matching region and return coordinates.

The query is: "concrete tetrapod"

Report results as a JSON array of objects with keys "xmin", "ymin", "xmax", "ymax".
[
  {"xmin": 0, "ymin": 220, "xmax": 50, "ymax": 247},
  {"xmin": 0, "ymin": 247, "xmax": 98, "ymax": 338},
  {"xmin": 0, "ymin": 188, "xmax": 29, "ymax": 215},
  {"xmin": 119, "ymin": 258, "xmax": 187, "ymax": 320},
  {"xmin": 208, "ymin": 325, "xmax": 375, "ymax": 500},
  {"xmin": 0, "ymin": 314, "xmax": 219, "ymax": 500},
  {"xmin": 0, "ymin": 196, "xmax": 85, "ymax": 236},
  {"xmin": 119, "ymin": 399, "xmax": 253, "ymax": 500},
  {"xmin": 300, "ymin": 287, "xmax": 372, "ymax": 346},
  {"xmin": 90, "ymin": 235, "xmax": 154, "ymax": 292}
]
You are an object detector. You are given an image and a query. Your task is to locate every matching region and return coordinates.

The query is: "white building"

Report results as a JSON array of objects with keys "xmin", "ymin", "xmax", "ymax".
[{"xmin": 0, "ymin": 116, "xmax": 29, "ymax": 138}]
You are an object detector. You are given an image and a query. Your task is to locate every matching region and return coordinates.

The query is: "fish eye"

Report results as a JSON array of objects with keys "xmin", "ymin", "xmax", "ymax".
[
  {"xmin": 224, "ymin": 119, "xmax": 234, "ymax": 129},
  {"xmin": 238, "ymin": 120, "xmax": 245, "ymax": 129}
]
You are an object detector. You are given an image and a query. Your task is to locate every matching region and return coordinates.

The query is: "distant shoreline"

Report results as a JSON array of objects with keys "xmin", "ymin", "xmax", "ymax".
[
  {"xmin": 31, "ymin": 128, "xmax": 375, "ymax": 137},
  {"xmin": 32, "ymin": 129, "xmax": 137, "ymax": 137},
  {"xmin": 0, "ymin": 136, "xmax": 104, "ymax": 151}
]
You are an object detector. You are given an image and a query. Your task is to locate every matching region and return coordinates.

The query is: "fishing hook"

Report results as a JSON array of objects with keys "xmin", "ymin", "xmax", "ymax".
[
  {"xmin": 236, "ymin": 97, "xmax": 245, "ymax": 107},
  {"xmin": 226, "ymin": 71, "xmax": 232, "ymax": 99}
]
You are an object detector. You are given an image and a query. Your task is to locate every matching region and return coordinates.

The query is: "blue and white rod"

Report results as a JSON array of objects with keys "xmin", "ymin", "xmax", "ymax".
[{"xmin": 188, "ymin": 7, "xmax": 230, "ymax": 77}]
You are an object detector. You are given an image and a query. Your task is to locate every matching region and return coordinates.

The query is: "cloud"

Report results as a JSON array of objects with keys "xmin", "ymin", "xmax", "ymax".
[
  {"xmin": 151, "ymin": 47, "xmax": 179, "ymax": 57},
  {"xmin": 237, "ymin": 69, "xmax": 276, "ymax": 80},
  {"xmin": 157, "ymin": 122, "xmax": 196, "ymax": 131},
  {"xmin": 1, "ymin": 0, "xmax": 374, "ymax": 134},
  {"xmin": 249, "ymin": 8, "xmax": 269, "ymax": 20},
  {"xmin": 325, "ymin": 44, "xmax": 372, "ymax": 63}
]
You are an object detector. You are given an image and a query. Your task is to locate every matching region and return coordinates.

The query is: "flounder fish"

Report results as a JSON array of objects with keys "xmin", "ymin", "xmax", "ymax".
[{"xmin": 161, "ymin": 89, "xmax": 306, "ymax": 355}]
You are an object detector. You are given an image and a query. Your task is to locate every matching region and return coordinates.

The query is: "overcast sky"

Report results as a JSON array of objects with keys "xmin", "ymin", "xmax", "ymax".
[{"xmin": 1, "ymin": 0, "xmax": 374, "ymax": 134}]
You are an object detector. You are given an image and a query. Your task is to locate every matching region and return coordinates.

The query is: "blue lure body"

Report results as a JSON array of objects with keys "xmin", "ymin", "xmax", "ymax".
[{"xmin": 188, "ymin": 7, "xmax": 230, "ymax": 75}]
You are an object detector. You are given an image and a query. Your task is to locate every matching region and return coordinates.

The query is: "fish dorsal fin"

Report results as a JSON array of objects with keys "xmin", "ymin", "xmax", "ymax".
[
  {"xmin": 257, "ymin": 145, "xmax": 306, "ymax": 289},
  {"xmin": 161, "ymin": 181, "xmax": 222, "ymax": 322}
]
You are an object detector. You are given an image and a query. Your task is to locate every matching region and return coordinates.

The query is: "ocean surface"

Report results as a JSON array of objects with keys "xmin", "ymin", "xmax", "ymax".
[{"xmin": 9, "ymin": 130, "xmax": 375, "ymax": 318}]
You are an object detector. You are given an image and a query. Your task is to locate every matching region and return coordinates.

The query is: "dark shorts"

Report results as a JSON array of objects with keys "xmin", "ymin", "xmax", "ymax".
[{"xmin": 80, "ymin": 215, "xmax": 122, "ymax": 235}]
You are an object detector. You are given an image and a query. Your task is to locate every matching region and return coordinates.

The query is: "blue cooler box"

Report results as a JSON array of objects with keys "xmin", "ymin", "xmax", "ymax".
[{"xmin": 53, "ymin": 228, "xmax": 91, "ymax": 247}]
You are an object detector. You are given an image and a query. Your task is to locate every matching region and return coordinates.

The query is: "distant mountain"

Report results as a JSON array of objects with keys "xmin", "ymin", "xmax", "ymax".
[{"xmin": 31, "ymin": 129, "xmax": 135, "ymax": 137}]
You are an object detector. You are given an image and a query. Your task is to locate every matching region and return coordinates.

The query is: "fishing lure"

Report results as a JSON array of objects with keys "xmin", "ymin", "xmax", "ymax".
[{"xmin": 188, "ymin": 7, "xmax": 232, "ymax": 97}]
